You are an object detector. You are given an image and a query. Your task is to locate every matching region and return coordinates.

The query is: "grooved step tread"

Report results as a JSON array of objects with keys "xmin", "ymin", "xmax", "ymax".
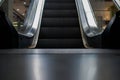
[
  {"xmin": 44, "ymin": 3, "xmax": 76, "ymax": 10},
  {"xmin": 43, "ymin": 10, "xmax": 77, "ymax": 17},
  {"xmin": 36, "ymin": 0, "xmax": 84, "ymax": 48},
  {"xmin": 40, "ymin": 27, "xmax": 81, "ymax": 38},
  {"xmin": 41, "ymin": 18, "xmax": 79, "ymax": 27},
  {"xmin": 45, "ymin": 0, "xmax": 75, "ymax": 3},
  {"xmin": 36, "ymin": 39, "xmax": 84, "ymax": 48}
]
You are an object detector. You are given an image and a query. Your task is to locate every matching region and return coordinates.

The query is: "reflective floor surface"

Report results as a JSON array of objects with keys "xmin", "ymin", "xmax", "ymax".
[{"xmin": 0, "ymin": 49, "xmax": 120, "ymax": 80}]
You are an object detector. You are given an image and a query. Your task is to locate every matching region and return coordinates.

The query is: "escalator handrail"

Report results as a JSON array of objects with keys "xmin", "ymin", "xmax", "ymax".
[
  {"xmin": 18, "ymin": 0, "xmax": 45, "ymax": 37},
  {"xmin": 113, "ymin": 0, "xmax": 120, "ymax": 10},
  {"xmin": 75, "ymin": 0, "xmax": 103, "ymax": 37}
]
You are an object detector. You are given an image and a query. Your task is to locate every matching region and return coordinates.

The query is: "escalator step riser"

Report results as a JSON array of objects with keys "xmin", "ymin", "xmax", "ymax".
[
  {"xmin": 44, "ymin": 3, "xmax": 76, "ymax": 10},
  {"xmin": 41, "ymin": 18, "xmax": 79, "ymax": 27},
  {"xmin": 40, "ymin": 27, "xmax": 81, "ymax": 38},
  {"xmin": 43, "ymin": 10, "xmax": 77, "ymax": 17},
  {"xmin": 37, "ymin": 39, "xmax": 84, "ymax": 48},
  {"xmin": 45, "ymin": 0, "xmax": 75, "ymax": 3}
]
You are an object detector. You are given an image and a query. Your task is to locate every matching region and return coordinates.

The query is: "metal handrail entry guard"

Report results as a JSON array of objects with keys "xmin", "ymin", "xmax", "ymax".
[
  {"xmin": 75, "ymin": 0, "xmax": 105, "ymax": 48},
  {"xmin": 18, "ymin": 0, "xmax": 45, "ymax": 48}
]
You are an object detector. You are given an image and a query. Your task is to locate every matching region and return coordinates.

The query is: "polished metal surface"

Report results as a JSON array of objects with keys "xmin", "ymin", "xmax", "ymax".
[
  {"xmin": 75, "ymin": 0, "xmax": 104, "ymax": 48},
  {"xmin": 75, "ymin": 0, "xmax": 103, "ymax": 37},
  {"xmin": 0, "ymin": 49, "xmax": 119, "ymax": 54},
  {"xmin": 18, "ymin": 0, "xmax": 45, "ymax": 48},
  {"xmin": 113, "ymin": 0, "xmax": 120, "ymax": 10},
  {"xmin": 0, "ymin": 49, "xmax": 120, "ymax": 80},
  {"xmin": 19, "ymin": 0, "xmax": 45, "ymax": 37}
]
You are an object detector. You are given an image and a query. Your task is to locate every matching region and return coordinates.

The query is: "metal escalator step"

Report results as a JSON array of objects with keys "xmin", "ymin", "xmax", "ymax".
[
  {"xmin": 40, "ymin": 27, "xmax": 81, "ymax": 38},
  {"xmin": 43, "ymin": 10, "xmax": 77, "ymax": 17},
  {"xmin": 36, "ymin": 0, "xmax": 84, "ymax": 48},
  {"xmin": 41, "ymin": 18, "xmax": 79, "ymax": 27},
  {"xmin": 44, "ymin": 3, "xmax": 76, "ymax": 10},
  {"xmin": 36, "ymin": 39, "xmax": 84, "ymax": 48},
  {"xmin": 45, "ymin": 0, "xmax": 75, "ymax": 3}
]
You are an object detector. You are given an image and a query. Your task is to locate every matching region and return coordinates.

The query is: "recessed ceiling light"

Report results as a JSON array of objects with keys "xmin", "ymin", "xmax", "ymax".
[
  {"xmin": 17, "ymin": 9, "xmax": 20, "ymax": 11},
  {"xmin": 24, "ymin": 2, "xmax": 26, "ymax": 5},
  {"xmin": 22, "ymin": 13, "xmax": 25, "ymax": 15}
]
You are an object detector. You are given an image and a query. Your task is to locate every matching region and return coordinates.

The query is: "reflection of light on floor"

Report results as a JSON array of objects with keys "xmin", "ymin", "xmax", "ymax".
[
  {"xmin": 33, "ymin": 55, "xmax": 43, "ymax": 80},
  {"xmin": 79, "ymin": 55, "xmax": 98, "ymax": 80}
]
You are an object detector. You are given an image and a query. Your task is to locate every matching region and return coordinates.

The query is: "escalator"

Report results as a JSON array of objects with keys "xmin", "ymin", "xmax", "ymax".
[
  {"xmin": 1, "ymin": 1, "xmax": 120, "ymax": 80},
  {"xmin": 36, "ymin": 0, "xmax": 84, "ymax": 48}
]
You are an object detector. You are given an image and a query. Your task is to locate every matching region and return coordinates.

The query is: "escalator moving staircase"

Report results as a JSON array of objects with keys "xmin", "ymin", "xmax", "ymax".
[{"xmin": 36, "ymin": 0, "xmax": 84, "ymax": 48}]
